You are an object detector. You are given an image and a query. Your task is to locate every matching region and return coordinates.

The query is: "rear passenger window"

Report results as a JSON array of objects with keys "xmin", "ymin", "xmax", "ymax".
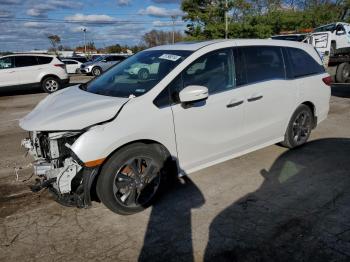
[
  {"xmin": 37, "ymin": 56, "xmax": 53, "ymax": 64},
  {"xmin": 240, "ymin": 46, "xmax": 285, "ymax": 84},
  {"xmin": 287, "ymin": 47, "xmax": 324, "ymax": 78},
  {"xmin": 15, "ymin": 56, "xmax": 38, "ymax": 67}
]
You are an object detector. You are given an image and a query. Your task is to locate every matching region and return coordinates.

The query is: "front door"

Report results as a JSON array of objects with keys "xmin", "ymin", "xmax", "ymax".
[{"xmin": 171, "ymin": 48, "xmax": 246, "ymax": 173}]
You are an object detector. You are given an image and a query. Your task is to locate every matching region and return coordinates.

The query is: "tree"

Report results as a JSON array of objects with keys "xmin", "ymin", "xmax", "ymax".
[
  {"xmin": 181, "ymin": 0, "xmax": 350, "ymax": 40},
  {"xmin": 142, "ymin": 30, "xmax": 184, "ymax": 47},
  {"xmin": 47, "ymin": 34, "xmax": 61, "ymax": 55}
]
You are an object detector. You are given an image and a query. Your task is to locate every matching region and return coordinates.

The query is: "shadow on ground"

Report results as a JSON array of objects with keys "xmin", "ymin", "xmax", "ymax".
[
  {"xmin": 139, "ymin": 176, "xmax": 205, "ymax": 261},
  {"xmin": 332, "ymin": 84, "xmax": 350, "ymax": 98},
  {"xmin": 138, "ymin": 138, "xmax": 350, "ymax": 262},
  {"xmin": 204, "ymin": 138, "xmax": 350, "ymax": 262}
]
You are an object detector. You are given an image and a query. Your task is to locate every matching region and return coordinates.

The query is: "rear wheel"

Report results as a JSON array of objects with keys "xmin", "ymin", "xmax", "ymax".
[
  {"xmin": 281, "ymin": 105, "xmax": 313, "ymax": 149},
  {"xmin": 97, "ymin": 143, "xmax": 167, "ymax": 215},
  {"xmin": 42, "ymin": 77, "xmax": 61, "ymax": 93},
  {"xmin": 336, "ymin": 62, "xmax": 350, "ymax": 83}
]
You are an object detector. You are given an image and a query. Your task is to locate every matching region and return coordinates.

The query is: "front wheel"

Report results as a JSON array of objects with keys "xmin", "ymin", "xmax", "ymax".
[
  {"xmin": 97, "ymin": 143, "xmax": 166, "ymax": 215},
  {"xmin": 281, "ymin": 105, "xmax": 313, "ymax": 149},
  {"xmin": 92, "ymin": 67, "xmax": 102, "ymax": 76},
  {"xmin": 42, "ymin": 77, "xmax": 61, "ymax": 93}
]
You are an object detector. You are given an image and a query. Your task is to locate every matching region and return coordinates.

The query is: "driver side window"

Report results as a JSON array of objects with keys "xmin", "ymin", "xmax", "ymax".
[{"xmin": 182, "ymin": 49, "xmax": 234, "ymax": 95}]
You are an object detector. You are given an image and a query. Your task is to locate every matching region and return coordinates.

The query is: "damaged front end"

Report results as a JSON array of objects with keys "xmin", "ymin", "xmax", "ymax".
[{"xmin": 21, "ymin": 131, "xmax": 99, "ymax": 208}]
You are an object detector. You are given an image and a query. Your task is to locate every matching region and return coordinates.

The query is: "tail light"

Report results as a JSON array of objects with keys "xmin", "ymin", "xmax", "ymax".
[{"xmin": 322, "ymin": 76, "xmax": 332, "ymax": 86}]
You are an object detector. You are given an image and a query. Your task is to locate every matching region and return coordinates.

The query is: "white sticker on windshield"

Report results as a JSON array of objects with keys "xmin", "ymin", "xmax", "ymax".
[{"xmin": 159, "ymin": 54, "xmax": 181, "ymax": 61}]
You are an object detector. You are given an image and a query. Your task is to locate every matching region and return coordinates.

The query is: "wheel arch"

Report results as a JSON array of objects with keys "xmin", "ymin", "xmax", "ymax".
[
  {"xmin": 88, "ymin": 139, "xmax": 175, "ymax": 203},
  {"xmin": 40, "ymin": 74, "xmax": 60, "ymax": 83},
  {"xmin": 301, "ymin": 101, "xmax": 317, "ymax": 128}
]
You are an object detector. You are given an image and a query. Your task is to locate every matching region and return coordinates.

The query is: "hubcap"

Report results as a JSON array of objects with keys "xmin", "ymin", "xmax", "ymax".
[
  {"xmin": 113, "ymin": 157, "xmax": 160, "ymax": 207},
  {"xmin": 94, "ymin": 68, "xmax": 101, "ymax": 76},
  {"xmin": 292, "ymin": 111, "xmax": 311, "ymax": 145},
  {"xmin": 45, "ymin": 79, "xmax": 58, "ymax": 92}
]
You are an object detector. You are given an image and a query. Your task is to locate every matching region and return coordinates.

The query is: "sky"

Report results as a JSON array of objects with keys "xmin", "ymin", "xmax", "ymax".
[{"xmin": 0, "ymin": 0, "xmax": 185, "ymax": 52}]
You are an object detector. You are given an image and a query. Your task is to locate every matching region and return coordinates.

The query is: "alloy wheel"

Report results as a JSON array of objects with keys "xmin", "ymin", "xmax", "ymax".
[
  {"xmin": 292, "ymin": 110, "xmax": 312, "ymax": 145},
  {"xmin": 113, "ymin": 157, "xmax": 161, "ymax": 207},
  {"xmin": 45, "ymin": 79, "xmax": 59, "ymax": 92}
]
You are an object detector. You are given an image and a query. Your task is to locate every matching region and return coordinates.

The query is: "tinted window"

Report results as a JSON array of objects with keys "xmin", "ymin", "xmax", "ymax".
[
  {"xmin": 15, "ymin": 56, "xmax": 38, "ymax": 67},
  {"xmin": 0, "ymin": 57, "xmax": 15, "ymax": 69},
  {"xmin": 287, "ymin": 47, "xmax": 324, "ymax": 78},
  {"xmin": 240, "ymin": 46, "xmax": 285, "ymax": 84},
  {"xmin": 37, "ymin": 56, "xmax": 53, "ymax": 65},
  {"xmin": 183, "ymin": 49, "xmax": 234, "ymax": 94}
]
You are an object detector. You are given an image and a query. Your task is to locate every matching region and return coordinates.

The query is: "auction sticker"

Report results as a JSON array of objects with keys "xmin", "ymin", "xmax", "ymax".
[{"xmin": 159, "ymin": 54, "xmax": 181, "ymax": 61}]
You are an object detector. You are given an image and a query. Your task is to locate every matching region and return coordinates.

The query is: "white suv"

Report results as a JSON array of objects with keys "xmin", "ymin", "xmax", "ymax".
[
  {"xmin": 20, "ymin": 39, "xmax": 331, "ymax": 214},
  {"xmin": 0, "ymin": 54, "xmax": 69, "ymax": 93}
]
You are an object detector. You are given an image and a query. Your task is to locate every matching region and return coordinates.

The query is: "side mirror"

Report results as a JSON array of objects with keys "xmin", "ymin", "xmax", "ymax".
[{"xmin": 179, "ymin": 85, "xmax": 208, "ymax": 103}]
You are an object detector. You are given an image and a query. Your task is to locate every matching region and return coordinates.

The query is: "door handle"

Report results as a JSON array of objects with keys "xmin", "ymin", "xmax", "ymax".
[
  {"xmin": 226, "ymin": 100, "xmax": 244, "ymax": 108},
  {"xmin": 247, "ymin": 95, "xmax": 263, "ymax": 102}
]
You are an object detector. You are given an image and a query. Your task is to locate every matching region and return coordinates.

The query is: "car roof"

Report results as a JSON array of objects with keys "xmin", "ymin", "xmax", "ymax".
[
  {"xmin": 2, "ymin": 53, "xmax": 56, "ymax": 58},
  {"xmin": 146, "ymin": 39, "xmax": 312, "ymax": 51},
  {"xmin": 147, "ymin": 39, "xmax": 229, "ymax": 51}
]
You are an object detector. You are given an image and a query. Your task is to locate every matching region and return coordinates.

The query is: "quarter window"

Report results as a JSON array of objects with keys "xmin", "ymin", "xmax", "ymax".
[
  {"xmin": 15, "ymin": 56, "xmax": 38, "ymax": 67},
  {"xmin": 240, "ymin": 46, "xmax": 285, "ymax": 84},
  {"xmin": 287, "ymin": 47, "xmax": 324, "ymax": 78},
  {"xmin": 183, "ymin": 49, "xmax": 234, "ymax": 94},
  {"xmin": 37, "ymin": 56, "xmax": 53, "ymax": 65}
]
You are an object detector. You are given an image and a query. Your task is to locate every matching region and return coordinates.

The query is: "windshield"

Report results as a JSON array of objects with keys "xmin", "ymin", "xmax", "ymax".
[
  {"xmin": 83, "ymin": 50, "xmax": 192, "ymax": 97},
  {"xmin": 314, "ymin": 24, "xmax": 336, "ymax": 32}
]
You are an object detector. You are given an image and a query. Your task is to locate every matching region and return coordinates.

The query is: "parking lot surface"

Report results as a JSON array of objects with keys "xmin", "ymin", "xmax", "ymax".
[{"xmin": 0, "ymin": 81, "xmax": 350, "ymax": 261}]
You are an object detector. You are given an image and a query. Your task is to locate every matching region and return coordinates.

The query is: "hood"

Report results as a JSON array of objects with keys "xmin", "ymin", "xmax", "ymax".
[{"xmin": 19, "ymin": 85, "xmax": 129, "ymax": 131}]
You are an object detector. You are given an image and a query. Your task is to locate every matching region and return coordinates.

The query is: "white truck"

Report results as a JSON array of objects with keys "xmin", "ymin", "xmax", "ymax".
[{"xmin": 272, "ymin": 22, "xmax": 350, "ymax": 83}]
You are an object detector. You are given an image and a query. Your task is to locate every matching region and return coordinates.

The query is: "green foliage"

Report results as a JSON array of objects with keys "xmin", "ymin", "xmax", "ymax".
[{"xmin": 181, "ymin": 0, "xmax": 350, "ymax": 39}]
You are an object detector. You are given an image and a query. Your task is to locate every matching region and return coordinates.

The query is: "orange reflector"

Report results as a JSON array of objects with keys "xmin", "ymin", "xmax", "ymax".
[{"xmin": 84, "ymin": 158, "xmax": 105, "ymax": 167}]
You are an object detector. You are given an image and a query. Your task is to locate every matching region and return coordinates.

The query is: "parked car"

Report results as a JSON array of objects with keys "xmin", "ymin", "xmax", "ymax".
[
  {"xmin": 20, "ymin": 39, "xmax": 331, "ymax": 215},
  {"xmin": 125, "ymin": 62, "xmax": 160, "ymax": 79},
  {"xmin": 313, "ymin": 22, "xmax": 350, "ymax": 55},
  {"xmin": 0, "ymin": 54, "xmax": 69, "ymax": 93},
  {"xmin": 80, "ymin": 55, "xmax": 127, "ymax": 76},
  {"xmin": 67, "ymin": 56, "xmax": 88, "ymax": 64},
  {"xmin": 62, "ymin": 59, "xmax": 82, "ymax": 74}
]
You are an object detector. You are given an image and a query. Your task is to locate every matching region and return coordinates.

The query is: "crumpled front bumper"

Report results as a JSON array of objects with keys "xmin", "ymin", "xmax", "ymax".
[{"xmin": 30, "ymin": 163, "xmax": 100, "ymax": 208}]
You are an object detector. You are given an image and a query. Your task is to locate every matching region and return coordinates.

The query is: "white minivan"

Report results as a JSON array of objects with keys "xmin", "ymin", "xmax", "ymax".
[{"xmin": 20, "ymin": 39, "xmax": 331, "ymax": 214}]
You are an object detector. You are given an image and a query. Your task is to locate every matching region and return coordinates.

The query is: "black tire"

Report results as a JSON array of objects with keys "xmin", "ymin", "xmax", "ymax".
[
  {"xmin": 336, "ymin": 62, "xmax": 350, "ymax": 83},
  {"xmin": 97, "ymin": 143, "xmax": 168, "ymax": 215},
  {"xmin": 138, "ymin": 68, "xmax": 149, "ymax": 80},
  {"xmin": 41, "ymin": 76, "xmax": 61, "ymax": 93},
  {"xmin": 281, "ymin": 105, "xmax": 313, "ymax": 149},
  {"xmin": 92, "ymin": 67, "xmax": 102, "ymax": 76}
]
